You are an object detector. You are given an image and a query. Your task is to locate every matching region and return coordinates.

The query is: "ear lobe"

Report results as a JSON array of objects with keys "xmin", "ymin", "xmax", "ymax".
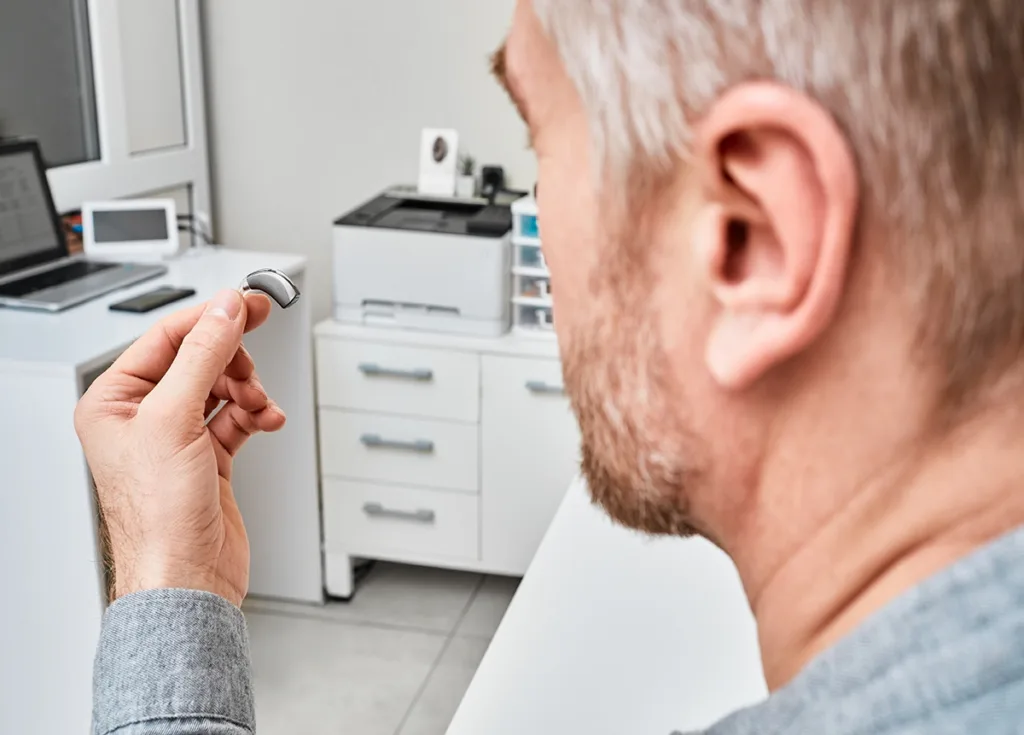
[
  {"xmin": 694, "ymin": 83, "xmax": 859, "ymax": 390},
  {"xmin": 706, "ymin": 306, "xmax": 800, "ymax": 388}
]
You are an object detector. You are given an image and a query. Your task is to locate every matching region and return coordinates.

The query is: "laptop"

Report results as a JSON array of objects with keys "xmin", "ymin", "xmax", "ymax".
[{"xmin": 0, "ymin": 139, "xmax": 167, "ymax": 312}]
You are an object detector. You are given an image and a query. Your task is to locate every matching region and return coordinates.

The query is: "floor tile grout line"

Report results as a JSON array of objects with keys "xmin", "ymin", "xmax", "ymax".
[
  {"xmin": 391, "ymin": 575, "xmax": 488, "ymax": 735},
  {"xmin": 242, "ymin": 604, "xmax": 455, "ymax": 639},
  {"xmin": 449, "ymin": 575, "xmax": 488, "ymax": 640}
]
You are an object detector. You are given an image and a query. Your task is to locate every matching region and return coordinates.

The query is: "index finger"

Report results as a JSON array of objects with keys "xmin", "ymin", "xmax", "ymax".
[{"xmin": 105, "ymin": 292, "xmax": 272, "ymax": 387}]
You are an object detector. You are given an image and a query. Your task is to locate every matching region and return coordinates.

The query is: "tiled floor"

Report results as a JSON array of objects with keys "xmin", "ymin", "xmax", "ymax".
[{"xmin": 243, "ymin": 563, "xmax": 520, "ymax": 735}]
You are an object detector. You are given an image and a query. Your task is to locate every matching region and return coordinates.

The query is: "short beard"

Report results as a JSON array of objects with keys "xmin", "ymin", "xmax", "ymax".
[
  {"xmin": 581, "ymin": 441, "xmax": 700, "ymax": 538},
  {"xmin": 562, "ymin": 299, "xmax": 706, "ymax": 538}
]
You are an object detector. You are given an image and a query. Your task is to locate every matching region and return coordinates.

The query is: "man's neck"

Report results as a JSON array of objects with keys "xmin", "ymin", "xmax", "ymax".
[{"xmin": 732, "ymin": 400, "xmax": 1024, "ymax": 691}]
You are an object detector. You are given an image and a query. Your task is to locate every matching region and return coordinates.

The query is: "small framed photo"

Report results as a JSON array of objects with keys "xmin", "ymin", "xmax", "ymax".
[{"xmin": 418, "ymin": 128, "xmax": 459, "ymax": 196}]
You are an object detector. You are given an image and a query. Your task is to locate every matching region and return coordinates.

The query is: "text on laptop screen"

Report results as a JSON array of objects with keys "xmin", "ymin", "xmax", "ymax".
[
  {"xmin": 92, "ymin": 209, "xmax": 170, "ymax": 243},
  {"xmin": 0, "ymin": 151, "xmax": 61, "ymax": 264}
]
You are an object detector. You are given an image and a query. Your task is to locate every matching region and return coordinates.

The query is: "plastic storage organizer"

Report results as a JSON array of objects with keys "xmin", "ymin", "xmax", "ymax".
[{"xmin": 511, "ymin": 196, "xmax": 554, "ymax": 335}]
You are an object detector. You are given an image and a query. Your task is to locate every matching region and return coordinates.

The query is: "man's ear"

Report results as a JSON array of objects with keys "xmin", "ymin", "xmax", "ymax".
[{"xmin": 693, "ymin": 82, "xmax": 859, "ymax": 389}]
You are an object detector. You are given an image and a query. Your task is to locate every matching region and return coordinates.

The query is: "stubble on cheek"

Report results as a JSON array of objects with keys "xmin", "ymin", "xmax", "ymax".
[{"xmin": 562, "ymin": 280, "xmax": 706, "ymax": 538}]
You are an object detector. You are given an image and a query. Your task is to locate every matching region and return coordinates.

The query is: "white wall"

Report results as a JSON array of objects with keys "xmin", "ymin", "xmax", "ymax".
[{"xmin": 202, "ymin": 0, "xmax": 535, "ymax": 321}]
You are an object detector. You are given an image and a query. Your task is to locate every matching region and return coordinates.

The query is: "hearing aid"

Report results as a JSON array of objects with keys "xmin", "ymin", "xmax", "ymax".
[{"xmin": 239, "ymin": 269, "xmax": 301, "ymax": 309}]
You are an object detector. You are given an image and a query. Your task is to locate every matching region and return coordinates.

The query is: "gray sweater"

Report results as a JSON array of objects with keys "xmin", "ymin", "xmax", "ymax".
[
  {"xmin": 94, "ymin": 590, "xmax": 254, "ymax": 734},
  {"xmin": 94, "ymin": 527, "xmax": 1024, "ymax": 734}
]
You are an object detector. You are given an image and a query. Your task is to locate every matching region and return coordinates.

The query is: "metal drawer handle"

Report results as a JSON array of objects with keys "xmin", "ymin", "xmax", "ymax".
[
  {"xmin": 362, "ymin": 503, "xmax": 436, "ymax": 524},
  {"xmin": 360, "ymin": 434, "xmax": 435, "ymax": 453},
  {"xmin": 358, "ymin": 363, "xmax": 434, "ymax": 382},
  {"xmin": 525, "ymin": 380, "xmax": 566, "ymax": 396}
]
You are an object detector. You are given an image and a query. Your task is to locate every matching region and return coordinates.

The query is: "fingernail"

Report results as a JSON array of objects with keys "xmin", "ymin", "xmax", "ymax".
[
  {"xmin": 270, "ymin": 400, "xmax": 287, "ymax": 417},
  {"xmin": 207, "ymin": 290, "xmax": 242, "ymax": 320},
  {"xmin": 243, "ymin": 291, "xmax": 273, "ymax": 307}
]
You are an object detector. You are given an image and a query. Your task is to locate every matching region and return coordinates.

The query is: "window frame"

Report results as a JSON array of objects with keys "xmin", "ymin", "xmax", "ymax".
[{"xmin": 46, "ymin": 0, "xmax": 212, "ymax": 226}]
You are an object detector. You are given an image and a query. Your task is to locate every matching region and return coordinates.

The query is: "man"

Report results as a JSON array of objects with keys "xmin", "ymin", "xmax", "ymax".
[{"xmin": 79, "ymin": 1, "xmax": 1024, "ymax": 733}]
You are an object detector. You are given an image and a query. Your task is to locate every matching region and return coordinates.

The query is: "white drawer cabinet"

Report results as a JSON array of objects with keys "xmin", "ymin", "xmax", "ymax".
[
  {"xmin": 481, "ymin": 355, "xmax": 581, "ymax": 573},
  {"xmin": 315, "ymin": 322, "xmax": 581, "ymax": 598}
]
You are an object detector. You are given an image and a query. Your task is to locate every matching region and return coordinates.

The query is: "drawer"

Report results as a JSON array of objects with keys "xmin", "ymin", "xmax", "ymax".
[
  {"xmin": 316, "ymin": 339, "xmax": 480, "ymax": 422},
  {"xmin": 323, "ymin": 480, "xmax": 479, "ymax": 562},
  {"xmin": 319, "ymin": 410, "xmax": 479, "ymax": 492}
]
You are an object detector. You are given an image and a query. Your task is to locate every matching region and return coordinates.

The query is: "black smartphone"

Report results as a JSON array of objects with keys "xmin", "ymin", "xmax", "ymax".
[{"xmin": 109, "ymin": 286, "xmax": 197, "ymax": 314}]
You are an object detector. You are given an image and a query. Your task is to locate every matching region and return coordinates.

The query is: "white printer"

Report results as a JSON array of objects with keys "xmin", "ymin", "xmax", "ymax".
[{"xmin": 333, "ymin": 187, "xmax": 513, "ymax": 337}]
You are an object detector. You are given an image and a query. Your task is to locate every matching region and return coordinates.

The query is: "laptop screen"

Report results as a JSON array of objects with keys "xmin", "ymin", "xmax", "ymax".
[{"xmin": 0, "ymin": 149, "xmax": 62, "ymax": 266}]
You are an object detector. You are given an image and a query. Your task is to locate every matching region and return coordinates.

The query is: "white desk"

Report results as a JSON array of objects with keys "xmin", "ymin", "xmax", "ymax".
[
  {"xmin": 447, "ymin": 480, "xmax": 768, "ymax": 735},
  {"xmin": 0, "ymin": 248, "xmax": 323, "ymax": 735}
]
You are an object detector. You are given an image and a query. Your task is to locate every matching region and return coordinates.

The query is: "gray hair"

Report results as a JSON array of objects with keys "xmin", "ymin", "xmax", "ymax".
[{"xmin": 532, "ymin": 0, "xmax": 1024, "ymax": 401}]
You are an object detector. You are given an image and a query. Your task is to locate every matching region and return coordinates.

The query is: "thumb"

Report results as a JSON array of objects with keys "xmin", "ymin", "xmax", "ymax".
[{"xmin": 149, "ymin": 289, "xmax": 246, "ymax": 412}]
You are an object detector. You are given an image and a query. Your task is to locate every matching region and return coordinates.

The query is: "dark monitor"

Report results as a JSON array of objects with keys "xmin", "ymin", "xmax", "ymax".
[
  {"xmin": 0, "ymin": 139, "xmax": 68, "ymax": 278},
  {"xmin": 92, "ymin": 209, "xmax": 170, "ymax": 243}
]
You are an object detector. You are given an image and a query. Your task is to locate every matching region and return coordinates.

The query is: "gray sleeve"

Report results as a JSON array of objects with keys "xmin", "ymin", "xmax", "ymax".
[{"xmin": 93, "ymin": 589, "xmax": 255, "ymax": 735}]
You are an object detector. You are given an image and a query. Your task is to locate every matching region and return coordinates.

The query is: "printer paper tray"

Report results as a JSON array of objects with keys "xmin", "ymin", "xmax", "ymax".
[{"xmin": 334, "ymin": 304, "xmax": 510, "ymax": 338}]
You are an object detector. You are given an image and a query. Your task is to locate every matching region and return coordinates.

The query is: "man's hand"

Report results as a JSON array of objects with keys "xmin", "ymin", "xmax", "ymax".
[{"xmin": 75, "ymin": 289, "xmax": 287, "ymax": 607}]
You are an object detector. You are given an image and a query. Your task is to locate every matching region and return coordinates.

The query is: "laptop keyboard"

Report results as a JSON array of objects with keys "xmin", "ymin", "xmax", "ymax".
[{"xmin": 0, "ymin": 261, "xmax": 117, "ymax": 298}]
